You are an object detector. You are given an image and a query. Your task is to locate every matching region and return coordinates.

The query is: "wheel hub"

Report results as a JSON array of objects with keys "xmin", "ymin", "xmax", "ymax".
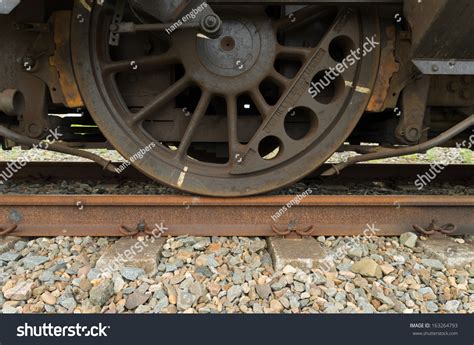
[
  {"xmin": 196, "ymin": 18, "xmax": 261, "ymax": 77},
  {"xmin": 174, "ymin": 14, "xmax": 277, "ymax": 95}
]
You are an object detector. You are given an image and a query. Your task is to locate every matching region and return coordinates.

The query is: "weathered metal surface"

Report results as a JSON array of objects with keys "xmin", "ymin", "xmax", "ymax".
[
  {"xmin": 366, "ymin": 25, "xmax": 399, "ymax": 112},
  {"xmin": 428, "ymin": 76, "xmax": 474, "ymax": 107},
  {"xmin": 0, "ymin": 195, "xmax": 472, "ymax": 237},
  {"xmin": 395, "ymin": 75, "xmax": 430, "ymax": 144},
  {"xmin": 16, "ymin": 72, "xmax": 49, "ymax": 139},
  {"xmin": 376, "ymin": 30, "xmax": 414, "ymax": 111},
  {"xmin": 413, "ymin": 219, "xmax": 456, "ymax": 238},
  {"xmin": 405, "ymin": 0, "xmax": 474, "ymax": 60},
  {"xmin": 0, "ymin": 89, "xmax": 24, "ymax": 116},
  {"xmin": 131, "ymin": 0, "xmax": 222, "ymax": 37},
  {"xmin": 71, "ymin": 2, "xmax": 380, "ymax": 196},
  {"xmin": 413, "ymin": 59, "xmax": 474, "ymax": 76},
  {"xmin": 406, "ymin": 0, "xmax": 474, "ymax": 74},
  {"xmin": 49, "ymin": 11, "xmax": 84, "ymax": 108}
]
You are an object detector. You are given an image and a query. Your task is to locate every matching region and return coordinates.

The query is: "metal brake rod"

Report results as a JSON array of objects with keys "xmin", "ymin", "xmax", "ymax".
[
  {"xmin": 321, "ymin": 114, "xmax": 474, "ymax": 176},
  {"xmin": 0, "ymin": 125, "xmax": 118, "ymax": 174}
]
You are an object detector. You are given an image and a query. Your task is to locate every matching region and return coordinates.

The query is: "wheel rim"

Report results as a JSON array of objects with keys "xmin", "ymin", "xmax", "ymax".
[{"xmin": 71, "ymin": 2, "xmax": 380, "ymax": 196}]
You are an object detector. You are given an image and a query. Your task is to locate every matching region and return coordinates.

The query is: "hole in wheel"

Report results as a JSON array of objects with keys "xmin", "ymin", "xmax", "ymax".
[
  {"xmin": 258, "ymin": 136, "xmax": 282, "ymax": 160},
  {"xmin": 259, "ymin": 78, "xmax": 282, "ymax": 106},
  {"xmin": 284, "ymin": 107, "xmax": 318, "ymax": 140},
  {"xmin": 310, "ymin": 70, "xmax": 345, "ymax": 104},
  {"xmin": 274, "ymin": 59, "xmax": 302, "ymax": 79},
  {"xmin": 329, "ymin": 36, "xmax": 355, "ymax": 63}
]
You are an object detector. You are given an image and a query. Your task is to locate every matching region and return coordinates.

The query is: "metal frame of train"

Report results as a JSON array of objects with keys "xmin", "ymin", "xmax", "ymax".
[{"xmin": 0, "ymin": 0, "xmax": 473, "ymax": 196}]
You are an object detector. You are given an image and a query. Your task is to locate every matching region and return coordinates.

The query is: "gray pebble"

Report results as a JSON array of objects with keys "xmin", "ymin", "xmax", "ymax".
[
  {"xmin": 120, "ymin": 267, "xmax": 145, "ymax": 281},
  {"xmin": 22, "ymin": 255, "xmax": 49, "ymax": 269}
]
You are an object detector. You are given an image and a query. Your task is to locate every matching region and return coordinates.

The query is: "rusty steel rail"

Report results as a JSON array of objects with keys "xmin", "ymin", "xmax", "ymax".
[{"xmin": 0, "ymin": 195, "xmax": 473, "ymax": 237}]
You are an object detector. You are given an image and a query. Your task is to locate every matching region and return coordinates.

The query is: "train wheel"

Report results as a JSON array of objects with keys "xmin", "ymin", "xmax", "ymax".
[{"xmin": 71, "ymin": 2, "xmax": 380, "ymax": 196}]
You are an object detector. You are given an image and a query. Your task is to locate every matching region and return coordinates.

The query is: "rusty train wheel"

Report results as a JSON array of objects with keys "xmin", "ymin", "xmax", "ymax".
[{"xmin": 71, "ymin": 2, "xmax": 380, "ymax": 196}]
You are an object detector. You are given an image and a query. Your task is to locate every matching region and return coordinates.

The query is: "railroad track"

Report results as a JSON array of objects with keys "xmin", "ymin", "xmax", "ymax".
[
  {"xmin": 0, "ymin": 194, "xmax": 472, "ymax": 237},
  {"xmin": 0, "ymin": 162, "xmax": 472, "ymax": 238}
]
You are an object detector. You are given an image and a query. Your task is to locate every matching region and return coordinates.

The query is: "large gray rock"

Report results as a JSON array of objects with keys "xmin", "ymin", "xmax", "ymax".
[
  {"xmin": 113, "ymin": 275, "xmax": 125, "ymax": 293},
  {"xmin": 39, "ymin": 270, "xmax": 56, "ymax": 283},
  {"xmin": 154, "ymin": 296, "xmax": 169, "ymax": 313},
  {"xmin": 22, "ymin": 255, "xmax": 49, "ymax": 269},
  {"xmin": 0, "ymin": 252, "xmax": 20, "ymax": 262},
  {"xmin": 40, "ymin": 291, "xmax": 56, "ymax": 305},
  {"xmin": 350, "ymin": 258, "xmax": 382, "ymax": 278},
  {"xmin": 267, "ymin": 237, "xmax": 326, "ymax": 271},
  {"xmin": 227, "ymin": 285, "xmax": 242, "ymax": 302},
  {"xmin": 426, "ymin": 301, "xmax": 439, "ymax": 312},
  {"xmin": 255, "ymin": 284, "xmax": 272, "ymax": 299},
  {"xmin": 348, "ymin": 246, "xmax": 363, "ymax": 258},
  {"xmin": 421, "ymin": 258, "xmax": 444, "ymax": 271},
  {"xmin": 120, "ymin": 267, "xmax": 145, "ymax": 281},
  {"xmin": 400, "ymin": 232, "xmax": 418, "ymax": 248},
  {"xmin": 443, "ymin": 300, "xmax": 460, "ymax": 313},
  {"xmin": 0, "ymin": 237, "xmax": 21, "ymax": 254},
  {"xmin": 195, "ymin": 266, "xmax": 213, "ymax": 278},
  {"xmin": 59, "ymin": 297, "xmax": 77, "ymax": 310},
  {"xmin": 14, "ymin": 241, "xmax": 27, "ymax": 251},
  {"xmin": 177, "ymin": 290, "xmax": 196, "ymax": 310},
  {"xmin": 125, "ymin": 291, "xmax": 151, "ymax": 310},
  {"xmin": 4, "ymin": 281, "xmax": 34, "ymax": 301},
  {"xmin": 248, "ymin": 239, "xmax": 266, "ymax": 253},
  {"xmin": 188, "ymin": 282, "xmax": 206, "ymax": 298},
  {"xmin": 195, "ymin": 254, "xmax": 218, "ymax": 268},
  {"xmin": 372, "ymin": 290, "xmax": 395, "ymax": 307},
  {"xmin": 418, "ymin": 239, "xmax": 474, "ymax": 269},
  {"xmin": 89, "ymin": 280, "xmax": 114, "ymax": 306},
  {"xmin": 95, "ymin": 237, "xmax": 165, "ymax": 275},
  {"xmin": 2, "ymin": 305, "xmax": 18, "ymax": 314}
]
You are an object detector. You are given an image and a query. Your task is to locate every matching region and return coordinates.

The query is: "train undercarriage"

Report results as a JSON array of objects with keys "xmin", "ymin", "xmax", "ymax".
[{"xmin": 0, "ymin": 0, "xmax": 473, "ymax": 196}]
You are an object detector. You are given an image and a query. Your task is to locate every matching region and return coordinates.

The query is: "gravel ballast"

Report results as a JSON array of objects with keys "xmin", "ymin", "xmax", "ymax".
[{"xmin": 0, "ymin": 235, "xmax": 472, "ymax": 314}]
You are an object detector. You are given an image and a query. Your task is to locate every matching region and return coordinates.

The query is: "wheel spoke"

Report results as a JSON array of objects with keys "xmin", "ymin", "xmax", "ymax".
[
  {"xmin": 176, "ymin": 90, "xmax": 212, "ymax": 159},
  {"xmin": 102, "ymin": 49, "xmax": 180, "ymax": 75},
  {"xmin": 277, "ymin": 45, "xmax": 313, "ymax": 61},
  {"xmin": 226, "ymin": 95, "xmax": 240, "ymax": 155},
  {"xmin": 269, "ymin": 70, "xmax": 292, "ymax": 89},
  {"xmin": 249, "ymin": 89, "xmax": 272, "ymax": 118},
  {"xmin": 132, "ymin": 76, "xmax": 191, "ymax": 124}
]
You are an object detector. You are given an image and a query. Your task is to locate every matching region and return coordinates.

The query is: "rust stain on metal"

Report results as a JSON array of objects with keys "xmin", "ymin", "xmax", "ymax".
[
  {"xmin": 0, "ymin": 224, "xmax": 18, "ymax": 236},
  {"xmin": 0, "ymin": 195, "xmax": 472, "ymax": 237},
  {"xmin": 367, "ymin": 26, "xmax": 399, "ymax": 112},
  {"xmin": 271, "ymin": 222, "xmax": 315, "ymax": 239},
  {"xmin": 49, "ymin": 11, "xmax": 84, "ymax": 108},
  {"xmin": 413, "ymin": 219, "xmax": 457, "ymax": 238}
]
